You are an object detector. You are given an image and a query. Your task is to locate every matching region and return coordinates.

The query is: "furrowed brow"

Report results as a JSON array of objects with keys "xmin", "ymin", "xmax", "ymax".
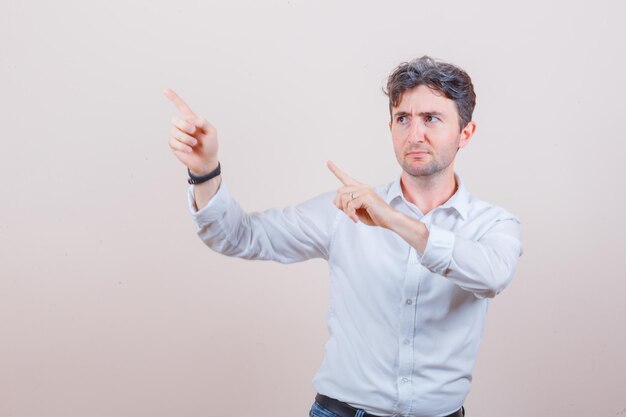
[
  {"xmin": 393, "ymin": 110, "xmax": 446, "ymax": 118},
  {"xmin": 418, "ymin": 111, "xmax": 445, "ymax": 117},
  {"xmin": 393, "ymin": 111, "xmax": 411, "ymax": 118}
]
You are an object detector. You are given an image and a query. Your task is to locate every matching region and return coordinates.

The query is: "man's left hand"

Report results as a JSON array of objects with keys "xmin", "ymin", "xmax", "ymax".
[{"xmin": 327, "ymin": 160, "xmax": 398, "ymax": 229}]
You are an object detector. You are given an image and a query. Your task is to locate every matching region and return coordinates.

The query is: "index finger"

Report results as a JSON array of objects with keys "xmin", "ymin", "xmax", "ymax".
[
  {"xmin": 327, "ymin": 160, "xmax": 359, "ymax": 186},
  {"xmin": 164, "ymin": 88, "xmax": 196, "ymax": 117}
]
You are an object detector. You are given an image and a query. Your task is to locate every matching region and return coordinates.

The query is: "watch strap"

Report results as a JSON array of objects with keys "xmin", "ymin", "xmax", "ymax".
[{"xmin": 188, "ymin": 162, "xmax": 221, "ymax": 184}]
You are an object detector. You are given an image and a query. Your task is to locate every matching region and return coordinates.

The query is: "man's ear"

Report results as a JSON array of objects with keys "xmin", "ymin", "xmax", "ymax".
[
  {"xmin": 388, "ymin": 120, "xmax": 392, "ymax": 130},
  {"xmin": 458, "ymin": 121, "xmax": 476, "ymax": 150}
]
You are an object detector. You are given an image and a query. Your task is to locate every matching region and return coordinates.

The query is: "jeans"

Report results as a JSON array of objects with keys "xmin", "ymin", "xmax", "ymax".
[{"xmin": 309, "ymin": 401, "xmax": 365, "ymax": 417}]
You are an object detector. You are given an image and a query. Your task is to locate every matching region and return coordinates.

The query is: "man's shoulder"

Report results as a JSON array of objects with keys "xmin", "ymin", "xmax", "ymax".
[{"xmin": 465, "ymin": 191, "xmax": 521, "ymax": 225}]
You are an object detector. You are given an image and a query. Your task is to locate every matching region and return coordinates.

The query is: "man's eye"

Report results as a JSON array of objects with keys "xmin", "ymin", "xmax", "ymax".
[
  {"xmin": 397, "ymin": 116, "xmax": 409, "ymax": 124},
  {"xmin": 425, "ymin": 115, "xmax": 440, "ymax": 123}
]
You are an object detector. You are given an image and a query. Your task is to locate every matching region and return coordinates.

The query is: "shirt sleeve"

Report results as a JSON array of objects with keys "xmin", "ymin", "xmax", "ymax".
[
  {"xmin": 420, "ymin": 217, "xmax": 523, "ymax": 299},
  {"xmin": 188, "ymin": 181, "xmax": 339, "ymax": 263}
]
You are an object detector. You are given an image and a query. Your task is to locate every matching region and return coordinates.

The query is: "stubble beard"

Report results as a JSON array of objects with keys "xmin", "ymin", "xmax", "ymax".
[
  {"xmin": 400, "ymin": 153, "xmax": 450, "ymax": 178},
  {"xmin": 397, "ymin": 135, "xmax": 461, "ymax": 179}
]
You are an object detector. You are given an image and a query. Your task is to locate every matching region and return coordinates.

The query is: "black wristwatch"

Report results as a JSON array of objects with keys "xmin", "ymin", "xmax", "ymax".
[{"xmin": 188, "ymin": 162, "xmax": 221, "ymax": 184}]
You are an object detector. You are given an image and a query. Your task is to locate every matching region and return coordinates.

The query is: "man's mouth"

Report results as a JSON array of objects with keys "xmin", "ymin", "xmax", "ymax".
[{"xmin": 406, "ymin": 151, "xmax": 429, "ymax": 157}]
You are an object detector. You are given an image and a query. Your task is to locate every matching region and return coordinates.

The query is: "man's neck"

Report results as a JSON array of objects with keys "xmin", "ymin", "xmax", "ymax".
[{"xmin": 400, "ymin": 168, "xmax": 458, "ymax": 216}]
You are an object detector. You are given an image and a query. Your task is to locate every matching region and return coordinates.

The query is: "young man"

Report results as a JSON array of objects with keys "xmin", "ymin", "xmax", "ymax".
[{"xmin": 165, "ymin": 56, "xmax": 523, "ymax": 417}]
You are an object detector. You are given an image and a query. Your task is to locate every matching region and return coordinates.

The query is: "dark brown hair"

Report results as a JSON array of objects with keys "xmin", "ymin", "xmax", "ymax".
[{"xmin": 384, "ymin": 56, "xmax": 476, "ymax": 131}]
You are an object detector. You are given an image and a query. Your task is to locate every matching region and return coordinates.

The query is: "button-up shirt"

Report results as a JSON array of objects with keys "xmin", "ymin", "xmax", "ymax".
[{"xmin": 188, "ymin": 174, "xmax": 523, "ymax": 417}]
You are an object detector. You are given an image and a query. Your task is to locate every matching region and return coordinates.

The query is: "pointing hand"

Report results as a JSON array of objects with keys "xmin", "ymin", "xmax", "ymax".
[
  {"xmin": 327, "ymin": 160, "xmax": 397, "ymax": 228},
  {"xmin": 164, "ymin": 88, "xmax": 219, "ymax": 175}
]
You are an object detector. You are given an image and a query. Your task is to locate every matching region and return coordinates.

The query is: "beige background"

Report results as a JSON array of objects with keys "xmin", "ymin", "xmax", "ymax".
[{"xmin": 1, "ymin": 0, "xmax": 625, "ymax": 416}]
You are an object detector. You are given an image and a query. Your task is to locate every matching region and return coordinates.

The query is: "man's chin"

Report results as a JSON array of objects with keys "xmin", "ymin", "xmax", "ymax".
[{"xmin": 402, "ymin": 162, "xmax": 440, "ymax": 178}]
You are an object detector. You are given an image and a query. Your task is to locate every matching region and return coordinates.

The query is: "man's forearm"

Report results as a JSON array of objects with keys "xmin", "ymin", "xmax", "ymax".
[
  {"xmin": 386, "ymin": 211, "xmax": 430, "ymax": 254},
  {"xmin": 387, "ymin": 210, "xmax": 522, "ymax": 298},
  {"xmin": 192, "ymin": 176, "xmax": 222, "ymax": 211},
  {"xmin": 191, "ymin": 160, "xmax": 222, "ymax": 211}
]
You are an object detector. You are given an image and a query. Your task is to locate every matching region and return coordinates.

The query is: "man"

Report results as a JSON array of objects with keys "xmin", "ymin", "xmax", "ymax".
[{"xmin": 165, "ymin": 56, "xmax": 523, "ymax": 417}]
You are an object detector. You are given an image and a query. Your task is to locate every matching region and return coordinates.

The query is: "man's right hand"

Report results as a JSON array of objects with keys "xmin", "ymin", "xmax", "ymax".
[{"xmin": 164, "ymin": 88, "xmax": 219, "ymax": 175}]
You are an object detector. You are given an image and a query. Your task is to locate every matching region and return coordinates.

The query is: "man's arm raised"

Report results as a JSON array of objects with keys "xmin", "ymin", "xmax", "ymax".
[
  {"xmin": 164, "ymin": 88, "xmax": 337, "ymax": 263},
  {"xmin": 326, "ymin": 161, "xmax": 521, "ymax": 298},
  {"xmin": 164, "ymin": 88, "xmax": 221, "ymax": 210}
]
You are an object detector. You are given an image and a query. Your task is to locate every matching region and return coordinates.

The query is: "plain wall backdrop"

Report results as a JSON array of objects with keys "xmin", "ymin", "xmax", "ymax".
[{"xmin": 1, "ymin": 0, "xmax": 625, "ymax": 416}]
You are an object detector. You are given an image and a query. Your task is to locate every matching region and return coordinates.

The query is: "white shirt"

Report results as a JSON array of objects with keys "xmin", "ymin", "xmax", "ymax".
[{"xmin": 187, "ymin": 174, "xmax": 523, "ymax": 417}]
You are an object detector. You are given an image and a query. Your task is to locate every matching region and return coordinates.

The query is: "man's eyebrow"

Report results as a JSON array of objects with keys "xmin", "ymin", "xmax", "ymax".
[
  {"xmin": 392, "ymin": 110, "xmax": 445, "ymax": 118},
  {"xmin": 421, "ymin": 111, "xmax": 445, "ymax": 117}
]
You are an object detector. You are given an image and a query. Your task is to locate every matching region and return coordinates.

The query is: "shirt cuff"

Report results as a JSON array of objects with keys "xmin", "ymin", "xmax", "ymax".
[
  {"xmin": 420, "ymin": 224, "xmax": 455, "ymax": 275},
  {"xmin": 187, "ymin": 181, "xmax": 230, "ymax": 225}
]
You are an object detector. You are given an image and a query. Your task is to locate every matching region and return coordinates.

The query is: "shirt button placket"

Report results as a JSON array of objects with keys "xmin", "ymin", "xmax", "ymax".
[
  {"xmin": 397, "ymin": 292, "xmax": 417, "ymax": 412},
  {"xmin": 397, "ymin": 246, "xmax": 421, "ymax": 415}
]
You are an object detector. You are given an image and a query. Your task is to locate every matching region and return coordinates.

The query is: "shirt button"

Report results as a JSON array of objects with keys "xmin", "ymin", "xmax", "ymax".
[
  {"xmin": 401, "ymin": 377, "xmax": 409, "ymax": 384},
  {"xmin": 403, "ymin": 338, "xmax": 410, "ymax": 345},
  {"xmin": 406, "ymin": 299, "xmax": 413, "ymax": 305}
]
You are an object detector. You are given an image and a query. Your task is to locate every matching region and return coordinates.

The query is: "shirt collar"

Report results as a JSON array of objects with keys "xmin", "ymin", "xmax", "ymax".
[{"xmin": 385, "ymin": 173, "xmax": 471, "ymax": 220}]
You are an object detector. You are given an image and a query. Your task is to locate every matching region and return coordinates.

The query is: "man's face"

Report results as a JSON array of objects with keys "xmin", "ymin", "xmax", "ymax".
[{"xmin": 389, "ymin": 85, "xmax": 475, "ymax": 178}]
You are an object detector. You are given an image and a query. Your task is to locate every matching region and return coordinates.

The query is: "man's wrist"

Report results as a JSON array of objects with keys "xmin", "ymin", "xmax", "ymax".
[
  {"xmin": 190, "ymin": 160, "xmax": 219, "ymax": 176},
  {"xmin": 188, "ymin": 161, "xmax": 221, "ymax": 185},
  {"xmin": 387, "ymin": 211, "xmax": 429, "ymax": 254},
  {"xmin": 385, "ymin": 210, "xmax": 410, "ymax": 232}
]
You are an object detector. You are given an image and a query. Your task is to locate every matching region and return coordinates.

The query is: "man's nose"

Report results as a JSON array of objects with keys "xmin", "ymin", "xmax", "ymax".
[{"xmin": 407, "ymin": 120, "xmax": 426, "ymax": 143}]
